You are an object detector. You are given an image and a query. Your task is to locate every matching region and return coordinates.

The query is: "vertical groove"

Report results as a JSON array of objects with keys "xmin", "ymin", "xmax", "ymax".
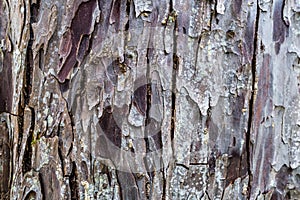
[
  {"xmin": 170, "ymin": 3, "xmax": 177, "ymax": 146},
  {"xmin": 38, "ymin": 173, "xmax": 45, "ymax": 200},
  {"xmin": 246, "ymin": 0, "xmax": 260, "ymax": 198},
  {"xmin": 22, "ymin": 108, "xmax": 35, "ymax": 174},
  {"xmin": 165, "ymin": 1, "xmax": 178, "ymax": 198},
  {"xmin": 145, "ymin": 33, "xmax": 152, "ymax": 200},
  {"xmin": 145, "ymin": 45, "xmax": 151, "ymax": 157},
  {"xmin": 116, "ymin": 171, "xmax": 124, "ymax": 200},
  {"xmin": 20, "ymin": 0, "xmax": 35, "ymax": 173},
  {"xmin": 24, "ymin": 0, "xmax": 34, "ymax": 105},
  {"xmin": 69, "ymin": 162, "xmax": 79, "ymax": 200},
  {"xmin": 57, "ymin": 119, "xmax": 65, "ymax": 177}
]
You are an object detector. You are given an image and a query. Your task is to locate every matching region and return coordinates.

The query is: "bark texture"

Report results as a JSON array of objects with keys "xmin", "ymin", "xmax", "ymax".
[{"xmin": 0, "ymin": 0, "xmax": 300, "ymax": 199}]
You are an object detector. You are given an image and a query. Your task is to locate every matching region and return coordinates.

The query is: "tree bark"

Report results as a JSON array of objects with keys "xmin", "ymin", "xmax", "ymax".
[{"xmin": 0, "ymin": 0, "xmax": 300, "ymax": 199}]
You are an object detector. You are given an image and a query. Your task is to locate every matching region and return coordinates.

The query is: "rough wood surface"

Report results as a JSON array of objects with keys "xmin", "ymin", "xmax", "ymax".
[{"xmin": 0, "ymin": 0, "xmax": 299, "ymax": 199}]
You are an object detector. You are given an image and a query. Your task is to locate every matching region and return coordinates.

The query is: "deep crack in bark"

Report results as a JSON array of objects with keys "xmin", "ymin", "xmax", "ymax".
[{"xmin": 246, "ymin": 0, "xmax": 260, "ymax": 198}]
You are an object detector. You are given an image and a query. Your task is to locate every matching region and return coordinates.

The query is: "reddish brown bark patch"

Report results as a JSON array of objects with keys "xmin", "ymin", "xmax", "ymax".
[
  {"xmin": 273, "ymin": 1, "xmax": 289, "ymax": 54},
  {"xmin": 253, "ymin": 54, "xmax": 273, "ymax": 133},
  {"xmin": 251, "ymin": 54, "xmax": 275, "ymax": 193},
  {"xmin": 133, "ymin": 82, "xmax": 148, "ymax": 116},
  {"xmin": 58, "ymin": 0, "xmax": 97, "ymax": 82},
  {"xmin": 232, "ymin": 0, "xmax": 243, "ymax": 17},
  {"xmin": 98, "ymin": 106, "xmax": 123, "ymax": 149}
]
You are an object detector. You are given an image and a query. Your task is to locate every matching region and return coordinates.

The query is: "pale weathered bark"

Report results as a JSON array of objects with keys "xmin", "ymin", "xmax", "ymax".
[{"xmin": 0, "ymin": 0, "xmax": 300, "ymax": 199}]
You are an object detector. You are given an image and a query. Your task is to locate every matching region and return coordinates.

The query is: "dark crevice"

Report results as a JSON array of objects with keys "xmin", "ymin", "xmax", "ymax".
[
  {"xmin": 38, "ymin": 47, "xmax": 44, "ymax": 71},
  {"xmin": 0, "ymin": 112, "xmax": 21, "ymax": 118},
  {"xmin": 246, "ymin": 1, "xmax": 260, "ymax": 198},
  {"xmin": 145, "ymin": 85, "xmax": 151, "ymax": 127},
  {"xmin": 205, "ymin": 97, "xmax": 212, "ymax": 141},
  {"xmin": 221, "ymin": 187, "xmax": 226, "ymax": 200},
  {"xmin": 17, "ymin": 94, "xmax": 24, "ymax": 158},
  {"xmin": 205, "ymin": 191, "xmax": 212, "ymax": 200},
  {"xmin": 176, "ymin": 163, "xmax": 189, "ymax": 170},
  {"xmin": 22, "ymin": 107, "xmax": 35, "ymax": 174},
  {"xmin": 173, "ymin": 53, "xmax": 179, "ymax": 71},
  {"xmin": 67, "ymin": 142, "xmax": 73, "ymax": 157},
  {"xmin": 285, "ymin": 191, "xmax": 291, "ymax": 199},
  {"xmin": 102, "ymin": 165, "xmax": 112, "ymax": 187},
  {"xmin": 24, "ymin": 0, "xmax": 37, "ymax": 106},
  {"xmin": 24, "ymin": 29, "xmax": 34, "ymax": 105},
  {"xmin": 21, "ymin": 188, "xmax": 27, "ymax": 200},
  {"xmin": 169, "ymin": 0, "xmax": 173, "ymax": 11},
  {"xmin": 125, "ymin": 0, "xmax": 130, "ymax": 31},
  {"xmin": 87, "ymin": 20, "xmax": 99, "ymax": 58},
  {"xmin": 38, "ymin": 173, "xmax": 45, "ymax": 200},
  {"xmin": 30, "ymin": 0, "xmax": 40, "ymax": 23},
  {"xmin": 67, "ymin": 110, "xmax": 75, "ymax": 157},
  {"xmin": 189, "ymin": 162, "xmax": 208, "ymax": 165},
  {"xmin": 163, "ymin": 5, "xmax": 178, "ymax": 200},
  {"xmin": 170, "ymin": 19, "xmax": 178, "ymax": 142},
  {"xmin": 145, "ymin": 41, "xmax": 152, "ymax": 157},
  {"xmin": 4, "ymin": 0, "xmax": 10, "ymax": 11},
  {"xmin": 19, "ymin": 0, "xmax": 36, "ymax": 163},
  {"xmin": 162, "ymin": 169, "xmax": 166, "ymax": 200},
  {"xmin": 116, "ymin": 172, "xmax": 124, "ymax": 200},
  {"xmin": 209, "ymin": 1, "xmax": 216, "ymax": 30},
  {"xmin": 69, "ymin": 162, "xmax": 79, "ymax": 200},
  {"xmin": 144, "ymin": 23, "xmax": 152, "ymax": 198},
  {"xmin": 89, "ymin": 152, "xmax": 92, "ymax": 185},
  {"xmin": 57, "ymin": 119, "xmax": 65, "ymax": 177},
  {"xmin": 170, "ymin": 91, "xmax": 176, "ymax": 142}
]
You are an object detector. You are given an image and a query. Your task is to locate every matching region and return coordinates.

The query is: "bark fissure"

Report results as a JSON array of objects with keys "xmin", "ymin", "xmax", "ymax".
[
  {"xmin": 170, "ymin": 16, "xmax": 178, "ymax": 143},
  {"xmin": 38, "ymin": 173, "xmax": 45, "ymax": 200},
  {"xmin": 176, "ymin": 163, "xmax": 189, "ymax": 170},
  {"xmin": 25, "ymin": 3, "xmax": 34, "ymax": 104},
  {"xmin": 246, "ymin": 0, "xmax": 260, "ymax": 198},
  {"xmin": 116, "ymin": 172, "xmax": 124, "ymax": 200},
  {"xmin": 19, "ymin": 0, "xmax": 26, "ymax": 47},
  {"xmin": 57, "ymin": 122, "xmax": 65, "ymax": 177},
  {"xmin": 19, "ymin": 0, "xmax": 36, "ymax": 175},
  {"xmin": 145, "ymin": 43, "xmax": 151, "ymax": 156},
  {"xmin": 205, "ymin": 191, "xmax": 212, "ymax": 200},
  {"xmin": 22, "ymin": 107, "xmax": 35, "ymax": 174},
  {"xmin": 17, "ymin": 94, "xmax": 24, "ymax": 158},
  {"xmin": 69, "ymin": 162, "xmax": 80, "ymax": 200}
]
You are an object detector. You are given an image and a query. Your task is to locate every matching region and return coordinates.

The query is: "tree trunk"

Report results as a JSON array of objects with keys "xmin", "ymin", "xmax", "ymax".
[{"xmin": 1, "ymin": 0, "xmax": 300, "ymax": 199}]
